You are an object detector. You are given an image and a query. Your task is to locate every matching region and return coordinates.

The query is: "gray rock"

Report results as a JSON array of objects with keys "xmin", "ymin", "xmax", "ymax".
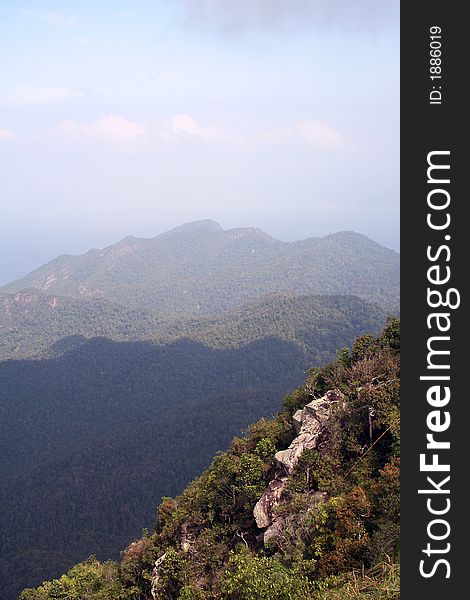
[
  {"xmin": 254, "ymin": 476, "xmax": 288, "ymax": 528},
  {"xmin": 253, "ymin": 389, "xmax": 344, "ymax": 542},
  {"xmin": 151, "ymin": 553, "xmax": 167, "ymax": 600}
]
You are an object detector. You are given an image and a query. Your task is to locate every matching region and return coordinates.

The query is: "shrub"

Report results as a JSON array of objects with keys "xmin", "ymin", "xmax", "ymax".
[{"xmin": 221, "ymin": 550, "xmax": 312, "ymax": 600}]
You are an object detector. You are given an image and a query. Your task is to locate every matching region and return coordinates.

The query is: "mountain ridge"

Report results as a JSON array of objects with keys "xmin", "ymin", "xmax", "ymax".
[
  {"xmin": 0, "ymin": 297, "xmax": 389, "ymax": 597},
  {"xmin": 0, "ymin": 220, "xmax": 400, "ymax": 598},
  {"xmin": 17, "ymin": 321, "xmax": 400, "ymax": 600},
  {"xmin": 0, "ymin": 290, "xmax": 387, "ymax": 361},
  {"xmin": 1, "ymin": 221, "xmax": 399, "ymax": 315}
]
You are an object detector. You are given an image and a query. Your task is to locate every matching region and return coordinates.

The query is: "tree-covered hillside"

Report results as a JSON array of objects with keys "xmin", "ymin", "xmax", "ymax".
[
  {"xmin": 154, "ymin": 294, "xmax": 387, "ymax": 354},
  {"xmin": 0, "ymin": 289, "xmax": 165, "ymax": 360},
  {"xmin": 20, "ymin": 320, "xmax": 400, "ymax": 600},
  {"xmin": 0, "ymin": 291, "xmax": 387, "ymax": 361},
  {"xmin": 0, "ymin": 298, "xmax": 389, "ymax": 599},
  {"xmin": 0, "ymin": 222, "xmax": 399, "ymax": 598},
  {"xmin": 1, "ymin": 221, "xmax": 400, "ymax": 316}
]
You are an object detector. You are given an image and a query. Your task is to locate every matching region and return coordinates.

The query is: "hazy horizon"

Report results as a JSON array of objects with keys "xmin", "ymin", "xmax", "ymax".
[
  {"xmin": 0, "ymin": 1, "xmax": 399, "ymax": 285},
  {"xmin": 0, "ymin": 217, "xmax": 399, "ymax": 286}
]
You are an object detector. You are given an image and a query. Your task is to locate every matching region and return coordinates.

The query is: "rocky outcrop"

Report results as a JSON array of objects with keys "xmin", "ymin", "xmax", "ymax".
[
  {"xmin": 253, "ymin": 390, "xmax": 344, "ymax": 543},
  {"xmin": 253, "ymin": 477, "xmax": 288, "ymax": 529},
  {"xmin": 151, "ymin": 553, "xmax": 167, "ymax": 600},
  {"xmin": 276, "ymin": 389, "xmax": 344, "ymax": 475},
  {"xmin": 151, "ymin": 522, "xmax": 196, "ymax": 598}
]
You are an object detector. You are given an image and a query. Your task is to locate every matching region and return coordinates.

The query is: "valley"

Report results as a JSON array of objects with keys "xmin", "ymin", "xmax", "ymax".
[{"xmin": 0, "ymin": 221, "xmax": 399, "ymax": 598}]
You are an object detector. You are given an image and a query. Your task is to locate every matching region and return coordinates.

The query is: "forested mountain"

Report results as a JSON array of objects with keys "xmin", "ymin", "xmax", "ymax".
[
  {"xmin": 0, "ymin": 289, "xmax": 164, "ymax": 360},
  {"xmin": 0, "ymin": 291, "xmax": 386, "ymax": 361},
  {"xmin": 0, "ymin": 296, "xmax": 387, "ymax": 599},
  {"xmin": 1, "ymin": 220, "xmax": 399, "ymax": 316},
  {"xmin": 0, "ymin": 222, "xmax": 399, "ymax": 598},
  {"xmin": 20, "ymin": 320, "xmax": 400, "ymax": 600},
  {"xmin": 154, "ymin": 294, "xmax": 387, "ymax": 354}
]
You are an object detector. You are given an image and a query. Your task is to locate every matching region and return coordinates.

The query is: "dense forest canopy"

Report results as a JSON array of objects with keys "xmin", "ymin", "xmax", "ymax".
[
  {"xmin": 0, "ymin": 223, "xmax": 399, "ymax": 598},
  {"xmin": 1, "ymin": 221, "xmax": 399, "ymax": 318},
  {"xmin": 0, "ymin": 295, "xmax": 388, "ymax": 599},
  {"xmin": 0, "ymin": 292, "xmax": 387, "ymax": 361},
  {"xmin": 19, "ymin": 319, "xmax": 400, "ymax": 600}
]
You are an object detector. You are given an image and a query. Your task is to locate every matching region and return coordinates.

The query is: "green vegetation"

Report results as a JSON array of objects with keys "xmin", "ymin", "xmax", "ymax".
[
  {"xmin": 1, "ymin": 221, "xmax": 399, "ymax": 318},
  {"xmin": 312, "ymin": 559, "xmax": 400, "ymax": 599},
  {"xmin": 0, "ymin": 222, "xmax": 399, "ymax": 597},
  {"xmin": 20, "ymin": 320, "xmax": 400, "ymax": 599},
  {"xmin": 0, "ymin": 300, "xmax": 388, "ymax": 599},
  {"xmin": 0, "ymin": 292, "xmax": 386, "ymax": 361},
  {"xmin": 0, "ymin": 289, "xmax": 165, "ymax": 360}
]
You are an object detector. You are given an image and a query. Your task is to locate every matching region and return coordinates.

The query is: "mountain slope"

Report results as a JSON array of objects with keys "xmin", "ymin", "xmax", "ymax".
[
  {"xmin": 19, "ymin": 320, "xmax": 400, "ymax": 600},
  {"xmin": 0, "ymin": 298, "xmax": 387, "ymax": 598},
  {"xmin": 0, "ymin": 289, "xmax": 166, "ymax": 360},
  {"xmin": 1, "ymin": 336, "xmax": 304, "ymax": 599},
  {"xmin": 0, "ymin": 291, "xmax": 387, "ymax": 361},
  {"xmin": 155, "ymin": 293, "xmax": 387, "ymax": 354},
  {"xmin": 1, "ymin": 221, "xmax": 399, "ymax": 315}
]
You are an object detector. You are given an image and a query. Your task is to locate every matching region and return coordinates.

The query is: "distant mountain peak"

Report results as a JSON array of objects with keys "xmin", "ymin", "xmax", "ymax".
[
  {"xmin": 0, "ymin": 221, "xmax": 399, "ymax": 314},
  {"xmin": 165, "ymin": 219, "xmax": 223, "ymax": 235},
  {"xmin": 324, "ymin": 230, "xmax": 374, "ymax": 242}
]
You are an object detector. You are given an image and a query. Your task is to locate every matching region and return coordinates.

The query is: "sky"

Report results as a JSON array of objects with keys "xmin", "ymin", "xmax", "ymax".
[{"xmin": 0, "ymin": 0, "xmax": 399, "ymax": 285}]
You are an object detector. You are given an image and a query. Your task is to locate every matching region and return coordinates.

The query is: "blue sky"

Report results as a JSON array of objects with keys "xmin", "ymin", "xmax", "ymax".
[{"xmin": 0, "ymin": 1, "xmax": 399, "ymax": 285}]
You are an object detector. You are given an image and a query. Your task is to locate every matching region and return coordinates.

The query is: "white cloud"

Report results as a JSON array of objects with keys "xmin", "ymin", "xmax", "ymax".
[
  {"xmin": 60, "ymin": 115, "xmax": 146, "ymax": 143},
  {"xmin": 171, "ymin": 113, "xmax": 208, "ymax": 138},
  {"xmin": 72, "ymin": 36, "xmax": 91, "ymax": 47},
  {"xmin": 113, "ymin": 12, "xmax": 138, "ymax": 20},
  {"xmin": 5, "ymin": 85, "xmax": 84, "ymax": 105},
  {"xmin": 170, "ymin": 113, "xmax": 249, "ymax": 148},
  {"xmin": 182, "ymin": 0, "xmax": 398, "ymax": 33},
  {"xmin": 293, "ymin": 120, "xmax": 347, "ymax": 150},
  {"xmin": 0, "ymin": 128, "xmax": 16, "ymax": 141},
  {"xmin": 53, "ymin": 113, "xmax": 344, "ymax": 152},
  {"xmin": 169, "ymin": 114, "xmax": 346, "ymax": 151},
  {"xmin": 257, "ymin": 120, "xmax": 348, "ymax": 152},
  {"xmin": 18, "ymin": 9, "xmax": 76, "ymax": 27}
]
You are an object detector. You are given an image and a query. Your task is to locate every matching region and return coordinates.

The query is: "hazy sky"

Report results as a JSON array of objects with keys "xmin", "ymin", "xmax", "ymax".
[{"xmin": 0, "ymin": 1, "xmax": 399, "ymax": 285}]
